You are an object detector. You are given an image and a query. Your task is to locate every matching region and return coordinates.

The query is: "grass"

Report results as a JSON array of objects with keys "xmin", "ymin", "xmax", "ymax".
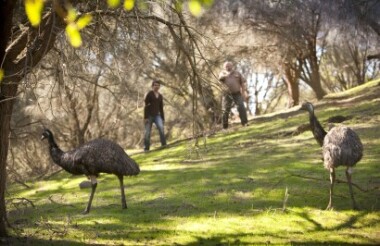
[
  {"xmin": 324, "ymin": 78, "xmax": 380, "ymax": 100},
  {"xmin": 5, "ymin": 85, "xmax": 380, "ymax": 245}
]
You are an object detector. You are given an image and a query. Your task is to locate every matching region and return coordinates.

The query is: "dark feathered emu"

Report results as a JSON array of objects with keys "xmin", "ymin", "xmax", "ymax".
[
  {"xmin": 41, "ymin": 129, "xmax": 140, "ymax": 214},
  {"xmin": 300, "ymin": 102, "xmax": 363, "ymax": 210}
]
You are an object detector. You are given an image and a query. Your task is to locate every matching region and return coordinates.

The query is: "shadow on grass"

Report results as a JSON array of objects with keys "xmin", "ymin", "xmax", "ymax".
[
  {"xmin": 179, "ymin": 234, "xmax": 257, "ymax": 245},
  {"xmin": 290, "ymin": 242, "xmax": 378, "ymax": 246},
  {"xmin": 294, "ymin": 209, "xmax": 380, "ymax": 233},
  {"xmin": 1, "ymin": 236, "xmax": 87, "ymax": 246},
  {"xmin": 177, "ymin": 232, "xmax": 378, "ymax": 245}
]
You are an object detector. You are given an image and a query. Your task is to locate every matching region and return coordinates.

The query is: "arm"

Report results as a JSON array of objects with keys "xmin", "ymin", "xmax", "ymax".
[
  {"xmin": 160, "ymin": 95, "xmax": 165, "ymax": 122},
  {"xmin": 218, "ymin": 70, "xmax": 229, "ymax": 82},
  {"xmin": 240, "ymin": 74, "xmax": 248, "ymax": 99},
  {"xmin": 144, "ymin": 92, "xmax": 150, "ymax": 120}
]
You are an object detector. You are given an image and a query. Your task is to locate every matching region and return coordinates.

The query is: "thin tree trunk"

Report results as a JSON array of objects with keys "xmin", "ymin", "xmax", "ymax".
[
  {"xmin": 309, "ymin": 53, "xmax": 326, "ymax": 100},
  {"xmin": 282, "ymin": 62, "xmax": 300, "ymax": 107},
  {"xmin": 197, "ymin": 84, "xmax": 219, "ymax": 125},
  {"xmin": 303, "ymin": 38, "xmax": 326, "ymax": 100}
]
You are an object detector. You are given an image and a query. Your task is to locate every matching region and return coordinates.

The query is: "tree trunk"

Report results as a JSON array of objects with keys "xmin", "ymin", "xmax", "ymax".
[
  {"xmin": 308, "ymin": 53, "xmax": 326, "ymax": 100},
  {"xmin": 282, "ymin": 62, "xmax": 300, "ymax": 108},
  {"xmin": 300, "ymin": 43, "xmax": 327, "ymax": 100},
  {"xmin": 0, "ymin": 80, "xmax": 19, "ymax": 238},
  {"xmin": 254, "ymin": 90, "xmax": 260, "ymax": 115},
  {"xmin": 283, "ymin": 76, "xmax": 299, "ymax": 107},
  {"xmin": 197, "ymin": 84, "xmax": 219, "ymax": 125},
  {"xmin": 0, "ymin": 7, "xmax": 62, "ymax": 236},
  {"xmin": 0, "ymin": 0, "xmax": 15, "ymax": 237}
]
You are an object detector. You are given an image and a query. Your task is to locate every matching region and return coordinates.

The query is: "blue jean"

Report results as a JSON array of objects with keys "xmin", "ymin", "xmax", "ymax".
[
  {"xmin": 222, "ymin": 92, "xmax": 248, "ymax": 129},
  {"xmin": 144, "ymin": 115, "xmax": 166, "ymax": 151}
]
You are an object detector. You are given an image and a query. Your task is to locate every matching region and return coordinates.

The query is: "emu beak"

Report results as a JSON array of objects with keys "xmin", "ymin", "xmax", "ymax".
[{"xmin": 41, "ymin": 135, "xmax": 46, "ymax": 140}]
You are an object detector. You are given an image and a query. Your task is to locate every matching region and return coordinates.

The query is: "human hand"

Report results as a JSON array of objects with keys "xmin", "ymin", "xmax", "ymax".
[
  {"xmin": 219, "ymin": 71, "xmax": 229, "ymax": 82},
  {"xmin": 222, "ymin": 70, "xmax": 232, "ymax": 77}
]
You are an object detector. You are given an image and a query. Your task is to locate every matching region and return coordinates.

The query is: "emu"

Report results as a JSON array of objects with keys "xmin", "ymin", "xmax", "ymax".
[
  {"xmin": 41, "ymin": 129, "xmax": 140, "ymax": 214},
  {"xmin": 300, "ymin": 102, "xmax": 363, "ymax": 210}
]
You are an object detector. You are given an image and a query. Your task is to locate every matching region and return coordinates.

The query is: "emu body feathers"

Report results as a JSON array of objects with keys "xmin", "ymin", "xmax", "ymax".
[
  {"xmin": 323, "ymin": 126, "xmax": 363, "ymax": 170},
  {"xmin": 55, "ymin": 138, "xmax": 140, "ymax": 176},
  {"xmin": 41, "ymin": 129, "xmax": 140, "ymax": 213}
]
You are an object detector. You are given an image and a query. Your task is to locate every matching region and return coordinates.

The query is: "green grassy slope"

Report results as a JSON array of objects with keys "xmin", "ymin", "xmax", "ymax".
[{"xmin": 5, "ymin": 82, "xmax": 380, "ymax": 245}]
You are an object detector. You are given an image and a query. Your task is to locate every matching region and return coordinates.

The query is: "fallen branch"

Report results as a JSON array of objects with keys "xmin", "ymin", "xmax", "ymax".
[
  {"xmin": 48, "ymin": 195, "xmax": 75, "ymax": 208},
  {"xmin": 6, "ymin": 197, "xmax": 35, "ymax": 208},
  {"xmin": 13, "ymin": 179, "xmax": 31, "ymax": 189},
  {"xmin": 41, "ymin": 169, "xmax": 63, "ymax": 180}
]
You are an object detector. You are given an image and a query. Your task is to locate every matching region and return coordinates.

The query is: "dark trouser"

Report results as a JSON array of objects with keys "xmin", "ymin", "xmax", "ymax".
[
  {"xmin": 144, "ymin": 115, "xmax": 167, "ymax": 151},
  {"xmin": 222, "ymin": 92, "xmax": 248, "ymax": 129}
]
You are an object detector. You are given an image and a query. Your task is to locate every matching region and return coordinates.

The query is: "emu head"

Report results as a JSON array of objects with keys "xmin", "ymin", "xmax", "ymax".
[
  {"xmin": 41, "ymin": 129, "xmax": 53, "ymax": 141},
  {"xmin": 300, "ymin": 102, "xmax": 314, "ymax": 114}
]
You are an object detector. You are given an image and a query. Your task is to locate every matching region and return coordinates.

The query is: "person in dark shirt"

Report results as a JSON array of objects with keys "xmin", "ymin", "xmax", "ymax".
[{"xmin": 143, "ymin": 79, "xmax": 167, "ymax": 152}]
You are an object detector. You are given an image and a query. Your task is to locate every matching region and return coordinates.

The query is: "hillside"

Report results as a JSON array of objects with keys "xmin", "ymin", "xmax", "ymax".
[{"xmin": 5, "ymin": 81, "xmax": 380, "ymax": 245}]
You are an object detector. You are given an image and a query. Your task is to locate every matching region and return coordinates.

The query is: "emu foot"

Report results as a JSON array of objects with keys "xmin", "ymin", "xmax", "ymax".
[
  {"xmin": 82, "ymin": 209, "xmax": 90, "ymax": 214},
  {"xmin": 122, "ymin": 203, "xmax": 128, "ymax": 209},
  {"xmin": 325, "ymin": 204, "xmax": 333, "ymax": 210}
]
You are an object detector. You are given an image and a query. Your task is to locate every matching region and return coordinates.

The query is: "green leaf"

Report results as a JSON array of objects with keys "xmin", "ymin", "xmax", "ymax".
[
  {"xmin": 65, "ymin": 23, "xmax": 82, "ymax": 48},
  {"xmin": 107, "ymin": 0, "xmax": 121, "ymax": 8},
  {"xmin": 76, "ymin": 14, "xmax": 92, "ymax": 30},
  {"xmin": 123, "ymin": 0, "xmax": 135, "ymax": 11},
  {"xmin": 188, "ymin": 0, "xmax": 202, "ymax": 17},
  {"xmin": 0, "ymin": 69, "xmax": 4, "ymax": 83},
  {"xmin": 25, "ymin": 0, "xmax": 44, "ymax": 27}
]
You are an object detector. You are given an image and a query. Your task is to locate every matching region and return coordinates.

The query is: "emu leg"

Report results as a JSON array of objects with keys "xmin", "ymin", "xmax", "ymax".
[
  {"xmin": 83, "ymin": 176, "xmax": 98, "ymax": 214},
  {"xmin": 326, "ymin": 168, "xmax": 335, "ymax": 210},
  {"xmin": 346, "ymin": 167, "xmax": 358, "ymax": 210},
  {"xmin": 118, "ymin": 175, "xmax": 127, "ymax": 209}
]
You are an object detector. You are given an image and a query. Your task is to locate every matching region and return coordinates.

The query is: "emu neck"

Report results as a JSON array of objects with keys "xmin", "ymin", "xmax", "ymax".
[
  {"xmin": 47, "ymin": 135, "xmax": 64, "ymax": 165},
  {"xmin": 308, "ymin": 111, "xmax": 327, "ymax": 147},
  {"xmin": 47, "ymin": 134, "xmax": 58, "ymax": 148}
]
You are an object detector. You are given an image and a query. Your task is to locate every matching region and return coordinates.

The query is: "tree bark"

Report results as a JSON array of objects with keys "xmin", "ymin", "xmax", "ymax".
[
  {"xmin": 0, "ymin": 0, "xmax": 15, "ymax": 237},
  {"xmin": 308, "ymin": 51, "xmax": 326, "ymax": 100},
  {"xmin": 0, "ymin": 8, "xmax": 62, "ymax": 236},
  {"xmin": 282, "ymin": 62, "xmax": 300, "ymax": 108},
  {"xmin": 301, "ymin": 40, "xmax": 327, "ymax": 100}
]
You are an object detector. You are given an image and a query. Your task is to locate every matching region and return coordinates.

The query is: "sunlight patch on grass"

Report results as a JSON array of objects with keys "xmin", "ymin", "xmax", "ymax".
[
  {"xmin": 14, "ymin": 179, "xmax": 71, "ymax": 198},
  {"xmin": 142, "ymin": 163, "xmax": 190, "ymax": 171},
  {"xmin": 324, "ymin": 78, "xmax": 380, "ymax": 99}
]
